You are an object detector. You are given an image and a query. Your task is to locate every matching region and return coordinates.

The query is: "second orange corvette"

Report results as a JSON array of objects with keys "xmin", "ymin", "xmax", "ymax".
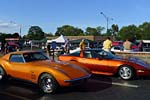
[{"xmin": 59, "ymin": 48, "xmax": 150, "ymax": 80}]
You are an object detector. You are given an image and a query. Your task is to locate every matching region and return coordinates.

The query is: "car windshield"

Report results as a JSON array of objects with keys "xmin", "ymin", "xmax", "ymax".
[
  {"xmin": 94, "ymin": 50, "xmax": 115, "ymax": 59},
  {"xmin": 23, "ymin": 52, "xmax": 49, "ymax": 62}
]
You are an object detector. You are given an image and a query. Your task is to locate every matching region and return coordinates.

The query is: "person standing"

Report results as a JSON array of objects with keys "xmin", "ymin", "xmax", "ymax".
[
  {"xmin": 123, "ymin": 39, "xmax": 132, "ymax": 52},
  {"xmin": 79, "ymin": 39, "xmax": 85, "ymax": 51},
  {"xmin": 138, "ymin": 40, "xmax": 143, "ymax": 52},
  {"xmin": 4, "ymin": 42, "xmax": 8, "ymax": 54},
  {"xmin": 64, "ymin": 38, "xmax": 71, "ymax": 54},
  {"xmin": 79, "ymin": 39, "xmax": 86, "ymax": 57},
  {"xmin": 102, "ymin": 37, "xmax": 112, "ymax": 52}
]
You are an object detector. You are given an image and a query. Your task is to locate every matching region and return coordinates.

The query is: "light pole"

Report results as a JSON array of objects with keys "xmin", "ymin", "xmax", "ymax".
[
  {"xmin": 100, "ymin": 12, "xmax": 113, "ymax": 33},
  {"xmin": 19, "ymin": 24, "xmax": 21, "ymax": 38}
]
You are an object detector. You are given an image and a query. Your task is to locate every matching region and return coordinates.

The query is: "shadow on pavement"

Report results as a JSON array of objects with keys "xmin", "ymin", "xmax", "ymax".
[
  {"xmin": 0, "ymin": 75, "xmax": 112, "ymax": 94},
  {"xmin": 52, "ymin": 74, "xmax": 112, "ymax": 94}
]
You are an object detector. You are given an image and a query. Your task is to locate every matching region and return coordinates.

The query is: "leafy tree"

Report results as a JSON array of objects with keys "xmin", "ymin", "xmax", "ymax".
[
  {"xmin": 12, "ymin": 32, "xmax": 20, "ymax": 38},
  {"xmin": 45, "ymin": 32, "xmax": 54, "ymax": 37},
  {"xmin": 117, "ymin": 25, "xmax": 140, "ymax": 42},
  {"xmin": 27, "ymin": 26, "xmax": 45, "ymax": 40},
  {"xmin": 138, "ymin": 22, "xmax": 150, "ymax": 40},
  {"xmin": 96, "ymin": 26, "xmax": 105, "ymax": 35},
  {"xmin": 85, "ymin": 26, "xmax": 104, "ymax": 36},
  {"xmin": 85, "ymin": 27, "xmax": 98, "ymax": 36},
  {"xmin": 0, "ymin": 33, "xmax": 7, "ymax": 43},
  {"xmin": 111, "ymin": 24, "xmax": 119, "ymax": 41},
  {"xmin": 55, "ymin": 25, "xmax": 84, "ymax": 36}
]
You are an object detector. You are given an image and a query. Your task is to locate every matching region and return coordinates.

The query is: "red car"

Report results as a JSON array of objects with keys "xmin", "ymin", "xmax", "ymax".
[{"xmin": 59, "ymin": 49, "xmax": 150, "ymax": 80}]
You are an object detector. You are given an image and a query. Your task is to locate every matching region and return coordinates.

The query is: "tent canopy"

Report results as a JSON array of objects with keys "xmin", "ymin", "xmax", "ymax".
[{"xmin": 47, "ymin": 35, "xmax": 67, "ymax": 43}]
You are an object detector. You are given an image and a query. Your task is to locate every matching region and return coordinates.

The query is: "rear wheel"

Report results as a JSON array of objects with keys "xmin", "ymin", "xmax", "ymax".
[
  {"xmin": 38, "ymin": 73, "xmax": 58, "ymax": 94},
  {"xmin": 118, "ymin": 65, "xmax": 135, "ymax": 80},
  {"xmin": 0, "ymin": 66, "xmax": 6, "ymax": 81}
]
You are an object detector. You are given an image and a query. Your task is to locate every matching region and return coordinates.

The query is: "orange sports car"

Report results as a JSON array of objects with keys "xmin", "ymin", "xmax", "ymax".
[
  {"xmin": 59, "ymin": 48, "xmax": 150, "ymax": 80},
  {"xmin": 0, "ymin": 51, "xmax": 91, "ymax": 94}
]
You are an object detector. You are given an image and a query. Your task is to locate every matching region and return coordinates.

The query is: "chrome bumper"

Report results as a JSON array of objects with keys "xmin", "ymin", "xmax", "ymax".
[{"xmin": 64, "ymin": 74, "xmax": 91, "ymax": 82}]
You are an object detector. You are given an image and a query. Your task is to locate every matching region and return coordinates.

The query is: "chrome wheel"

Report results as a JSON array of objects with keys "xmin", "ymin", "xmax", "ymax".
[
  {"xmin": 39, "ymin": 73, "xmax": 57, "ymax": 94},
  {"xmin": 41, "ymin": 78, "xmax": 53, "ymax": 93},
  {"xmin": 119, "ymin": 66, "xmax": 134, "ymax": 80}
]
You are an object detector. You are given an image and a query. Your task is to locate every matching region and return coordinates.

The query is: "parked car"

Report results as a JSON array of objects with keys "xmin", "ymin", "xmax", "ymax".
[
  {"xmin": 58, "ymin": 48, "xmax": 150, "ymax": 80},
  {"xmin": 0, "ymin": 51, "xmax": 91, "ymax": 94},
  {"xmin": 111, "ymin": 46, "xmax": 124, "ymax": 52}
]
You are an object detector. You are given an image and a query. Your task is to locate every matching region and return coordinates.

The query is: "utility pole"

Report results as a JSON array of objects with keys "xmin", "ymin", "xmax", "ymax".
[{"xmin": 100, "ymin": 12, "xmax": 113, "ymax": 34}]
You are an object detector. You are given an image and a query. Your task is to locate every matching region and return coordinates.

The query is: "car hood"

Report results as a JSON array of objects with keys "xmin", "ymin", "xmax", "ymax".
[
  {"xmin": 29, "ymin": 60, "xmax": 90, "ymax": 79},
  {"xmin": 113, "ymin": 56, "xmax": 150, "ymax": 69}
]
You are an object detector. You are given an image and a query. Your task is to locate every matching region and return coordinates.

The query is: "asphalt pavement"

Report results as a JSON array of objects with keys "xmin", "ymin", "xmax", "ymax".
[
  {"xmin": 1, "ymin": 49, "xmax": 150, "ymax": 100},
  {"xmin": 0, "ymin": 75, "xmax": 150, "ymax": 100}
]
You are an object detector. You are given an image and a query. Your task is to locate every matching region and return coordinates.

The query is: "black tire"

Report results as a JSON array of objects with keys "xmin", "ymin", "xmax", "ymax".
[
  {"xmin": 38, "ymin": 73, "xmax": 58, "ymax": 94},
  {"xmin": 118, "ymin": 65, "xmax": 135, "ymax": 80},
  {"xmin": 0, "ymin": 66, "xmax": 6, "ymax": 81}
]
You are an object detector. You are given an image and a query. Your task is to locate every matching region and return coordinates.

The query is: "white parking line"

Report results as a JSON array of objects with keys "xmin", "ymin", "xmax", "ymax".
[
  {"xmin": 99, "ymin": 80, "xmax": 139, "ymax": 88},
  {"xmin": 0, "ymin": 91, "xmax": 32, "ymax": 100}
]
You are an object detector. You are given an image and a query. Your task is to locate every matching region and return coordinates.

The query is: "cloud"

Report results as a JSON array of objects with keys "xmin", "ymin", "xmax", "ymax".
[
  {"xmin": 0, "ymin": 21, "xmax": 20, "ymax": 28},
  {"xmin": 0, "ymin": 21, "xmax": 20, "ymax": 33}
]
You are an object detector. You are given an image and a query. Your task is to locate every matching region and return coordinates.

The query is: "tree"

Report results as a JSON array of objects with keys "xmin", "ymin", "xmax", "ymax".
[
  {"xmin": 12, "ymin": 32, "xmax": 20, "ymax": 38},
  {"xmin": 45, "ymin": 32, "xmax": 54, "ymax": 37},
  {"xmin": 138, "ymin": 22, "xmax": 150, "ymax": 40},
  {"xmin": 117, "ymin": 25, "xmax": 140, "ymax": 42},
  {"xmin": 96, "ymin": 26, "xmax": 105, "ymax": 35},
  {"xmin": 85, "ymin": 27, "xmax": 98, "ymax": 36},
  {"xmin": 111, "ymin": 24, "xmax": 119, "ymax": 41},
  {"xmin": 27, "ymin": 26, "xmax": 45, "ymax": 40},
  {"xmin": 85, "ymin": 26, "xmax": 104, "ymax": 36},
  {"xmin": 55, "ymin": 25, "xmax": 84, "ymax": 36}
]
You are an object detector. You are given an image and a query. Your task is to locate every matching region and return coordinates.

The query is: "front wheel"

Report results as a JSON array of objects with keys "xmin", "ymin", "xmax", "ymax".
[
  {"xmin": 38, "ymin": 73, "xmax": 58, "ymax": 94},
  {"xmin": 118, "ymin": 65, "xmax": 135, "ymax": 80}
]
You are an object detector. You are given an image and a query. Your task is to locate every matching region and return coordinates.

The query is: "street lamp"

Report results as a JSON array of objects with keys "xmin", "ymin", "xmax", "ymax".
[
  {"xmin": 100, "ymin": 12, "xmax": 113, "ymax": 33},
  {"xmin": 19, "ymin": 24, "xmax": 21, "ymax": 38}
]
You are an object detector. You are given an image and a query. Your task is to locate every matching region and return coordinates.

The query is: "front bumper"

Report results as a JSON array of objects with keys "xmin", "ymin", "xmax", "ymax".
[{"xmin": 64, "ymin": 74, "xmax": 91, "ymax": 85}]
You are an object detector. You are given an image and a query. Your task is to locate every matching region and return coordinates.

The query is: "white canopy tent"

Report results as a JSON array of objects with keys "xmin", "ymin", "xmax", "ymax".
[{"xmin": 47, "ymin": 35, "xmax": 67, "ymax": 43}]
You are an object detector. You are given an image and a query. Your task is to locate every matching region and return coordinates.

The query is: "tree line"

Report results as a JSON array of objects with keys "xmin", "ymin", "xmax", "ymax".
[{"xmin": 1, "ymin": 22, "xmax": 150, "ymax": 41}]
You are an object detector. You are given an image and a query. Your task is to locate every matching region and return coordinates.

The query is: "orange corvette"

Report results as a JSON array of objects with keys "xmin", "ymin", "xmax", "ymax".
[
  {"xmin": 0, "ymin": 51, "xmax": 91, "ymax": 94},
  {"xmin": 59, "ymin": 49, "xmax": 150, "ymax": 80}
]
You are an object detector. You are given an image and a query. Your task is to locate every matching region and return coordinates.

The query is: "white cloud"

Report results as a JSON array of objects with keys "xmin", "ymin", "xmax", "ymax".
[{"xmin": 0, "ymin": 21, "xmax": 20, "ymax": 33}]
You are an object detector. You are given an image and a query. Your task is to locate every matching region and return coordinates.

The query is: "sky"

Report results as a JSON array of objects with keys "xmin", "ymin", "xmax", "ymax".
[{"xmin": 0, "ymin": 0, "xmax": 150, "ymax": 36}]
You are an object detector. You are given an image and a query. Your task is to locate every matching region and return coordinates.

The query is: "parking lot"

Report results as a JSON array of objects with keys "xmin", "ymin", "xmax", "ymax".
[
  {"xmin": 1, "ymin": 50, "xmax": 150, "ymax": 100},
  {"xmin": 0, "ymin": 74, "xmax": 150, "ymax": 100}
]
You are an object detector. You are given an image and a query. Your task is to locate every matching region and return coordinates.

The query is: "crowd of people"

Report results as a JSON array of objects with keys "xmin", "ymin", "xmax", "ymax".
[
  {"xmin": 102, "ymin": 37, "xmax": 144, "ymax": 52},
  {"xmin": 58, "ymin": 37, "xmax": 144, "ymax": 56}
]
